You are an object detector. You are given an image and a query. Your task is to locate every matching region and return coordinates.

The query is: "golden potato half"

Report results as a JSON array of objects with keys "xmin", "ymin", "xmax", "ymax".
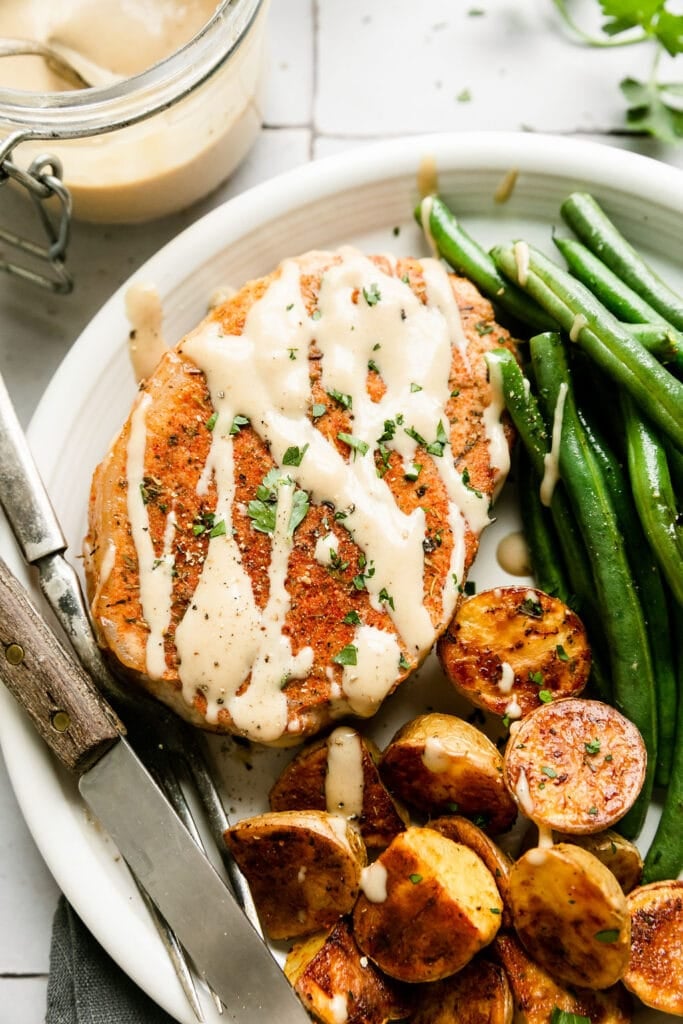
[
  {"xmin": 509, "ymin": 843, "xmax": 630, "ymax": 989},
  {"xmin": 503, "ymin": 698, "xmax": 646, "ymax": 833},
  {"xmin": 224, "ymin": 809, "xmax": 366, "ymax": 939},
  {"xmin": 353, "ymin": 826, "xmax": 503, "ymax": 983},
  {"xmin": 623, "ymin": 879, "xmax": 683, "ymax": 1016},
  {"xmin": 285, "ymin": 918, "xmax": 411, "ymax": 1024},
  {"xmin": 380, "ymin": 713, "xmax": 517, "ymax": 835},
  {"xmin": 438, "ymin": 586, "xmax": 590, "ymax": 720}
]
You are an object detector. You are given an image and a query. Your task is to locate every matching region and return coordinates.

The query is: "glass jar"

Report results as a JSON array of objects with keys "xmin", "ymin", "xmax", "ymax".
[{"xmin": 0, "ymin": 0, "xmax": 269, "ymax": 224}]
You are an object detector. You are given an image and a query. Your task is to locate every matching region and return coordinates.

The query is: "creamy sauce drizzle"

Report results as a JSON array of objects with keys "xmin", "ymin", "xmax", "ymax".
[
  {"xmin": 360, "ymin": 861, "xmax": 388, "ymax": 903},
  {"xmin": 514, "ymin": 767, "xmax": 535, "ymax": 817},
  {"xmin": 420, "ymin": 194, "xmax": 439, "ymax": 259},
  {"xmin": 125, "ymin": 283, "xmax": 168, "ymax": 384},
  {"xmin": 570, "ymin": 313, "xmax": 588, "ymax": 342},
  {"xmin": 422, "ymin": 735, "xmax": 451, "ymax": 773},
  {"xmin": 540, "ymin": 382, "xmax": 568, "ymax": 507},
  {"xmin": 325, "ymin": 728, "xmax": 365, "ymax": 821},
  {"xmin": 497, "ymin": 661, "xmax": 515, "ymax": 695},
  {"xmin": 513, "ymin": 241, "xmax": 530, "ymax": 287},
  {"xmin": 496, "ymin": 530, "xmax": 531, "ymax": 576},
  {"xmin": 537, "ymin": 824, "xmax": 554, "ymax": 849},
  {"xmin": 126, "ymin": 247, "xmax": 508, "ymax": 741},
  {"xmin": 326, "ymin": 994, "xmax": 348, "ymax": 1024},
  {"xmin": 483, "ymin": 353, "xmax": 511, "ymax": 487},
  {"xmin": 126, "ymin": 393, "xmax": 176, "ymax": 679}
]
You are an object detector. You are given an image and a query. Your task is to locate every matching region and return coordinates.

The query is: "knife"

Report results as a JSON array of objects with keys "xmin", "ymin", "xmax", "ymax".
[{"xmin": 0, "ymin": 556, "xmax": 310, "ymax": 1023}]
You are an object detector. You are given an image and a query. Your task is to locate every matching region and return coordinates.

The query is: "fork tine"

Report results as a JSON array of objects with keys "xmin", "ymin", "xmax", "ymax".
[
  {"xmin": 176, "ymin": 726, "xmax": 263, "ymax": 936},
  {"xmin": 133, "ymin": 874, "xmax": 206, "ymax": 1022}
]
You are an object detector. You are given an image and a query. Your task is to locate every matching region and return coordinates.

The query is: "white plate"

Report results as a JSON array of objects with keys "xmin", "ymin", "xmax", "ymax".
[{"xmin": 1, "ymin": 133, "xmax": 681, "ymax": 1023}]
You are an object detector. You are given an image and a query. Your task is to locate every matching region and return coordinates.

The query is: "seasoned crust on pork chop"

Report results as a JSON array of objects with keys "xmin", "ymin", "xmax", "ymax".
[{"xmin": 84, "ymin": 249, "xmax": 516, "ymax": 743}]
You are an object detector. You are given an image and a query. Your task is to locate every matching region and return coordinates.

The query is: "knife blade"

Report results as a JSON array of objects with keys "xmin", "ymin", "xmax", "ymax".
[{"xmin": 0, "ymin": 558, "xmax": 311, "ymax": 1023}]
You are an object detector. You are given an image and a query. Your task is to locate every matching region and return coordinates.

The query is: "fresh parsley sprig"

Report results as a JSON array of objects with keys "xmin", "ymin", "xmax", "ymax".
[{"xmin": 552, "ymin": 0, "xmax": 683, "ymax": 141}]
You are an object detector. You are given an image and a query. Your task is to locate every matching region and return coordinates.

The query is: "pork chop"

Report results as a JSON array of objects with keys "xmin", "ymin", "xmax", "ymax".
[{"xmin": 84, "ymin": 247, "xmax": 516, "ymax": 744}]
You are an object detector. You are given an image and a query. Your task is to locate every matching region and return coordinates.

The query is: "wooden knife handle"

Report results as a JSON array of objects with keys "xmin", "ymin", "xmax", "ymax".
[{"xmin": 0, "ymin": 557, "xmax": 123, "ymax": 774}]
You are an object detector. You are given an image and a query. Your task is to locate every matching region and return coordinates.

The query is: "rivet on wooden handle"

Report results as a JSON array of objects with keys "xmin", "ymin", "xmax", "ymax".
[{"xmin": 0, "ymin": 557, "xmax": 123, "ymax": 774}]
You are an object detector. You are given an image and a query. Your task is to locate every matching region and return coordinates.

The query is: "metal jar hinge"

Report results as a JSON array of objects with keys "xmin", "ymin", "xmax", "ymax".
[{"xmin": 0, "ymin": 132, "xmax": 73, "ymax": 294}]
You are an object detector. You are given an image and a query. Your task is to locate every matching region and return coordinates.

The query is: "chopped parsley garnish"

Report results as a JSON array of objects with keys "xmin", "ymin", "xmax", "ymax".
[
  {"xmin": 594, "ymin": 929, "xmax": 620, "ymax": 943},
  {"xmin": 409, "ymin": 873, "xmax": 423, "ymax": 884},
  {"xmin": 538, "ymin": 689, "xmax": 554, "ymax": 703},
  {"xmin": 229, "ymin": 414, "xmax": 250, "ymax": 435},
  {"xmin": 550, "ymin": 1010, "xmax": 591, "ymax": 1024},
  {"xmin": 247, "ymin": 472, "xmax": 309, "ymax": 536},
  {"xmin": 556, "ymin": 644, "xmax": 569, "ymax": 661},
  {"xmin": 520, "ymin": 595, "xmax": 544, "ymax": 617},
  {"xmin": 362, "ymin": 283, "xmax": 381, "ymax": 306},
  {"xmin": 588, "ymin": 806, "xmax": 599, "ymax": 816},
  {"xmin": 461, "ymin": 464, "xmax": 482, "ymax": 494},
  {"xmin": 192, "ymin": 511, "xmax": 215, "ymax": 536},
  {"xmin": 399, "ymin": 653, "xmax": 411, "ymax": 670},
  {"xmin": 206, "ymin": 412, "xmax": 218, "ymax": 431},
  {"xmin": 282, "ymin": 444, "xmax": 309, "ymax": 467},
  {"xmin": 475, "ymin": 321, "xmax": 494, "ymax": 335},
  {"xmin": 209, "ymin": 519, "xmax": 227, "ymax": 539},
  {"xmin": 342, "ymin": 610, "xmax": 361, "ymax": 625},
  {"xmin": 327, "ymin": 388, "xmax": 352, "ymax": 410},
  {"xmin": 333, "ymin": 644, "xmax": 358, "ymax": 666},
  {"xmin": 289, "ymin": 490, "xmax": 310, "ymax": 534},
  {"xmin": 288, "ymin": 348, "xmax": 298, "ymax": 360},
  {"xmin": 490, "ymin": 907, "xmax": 501, "ymax": 914},
  {"xmin": 311, "ymin": 403, "xmax": 327, "ymax": 419},
  {"xmin": 338, "ymin": 432, "xmax": 370, "ymax": 457},
  {"xmin": 585, "ymin": 739, "xmax": 601, "ymax": 755},
  {"xmin": 426, "ymin": 420, "xmax": 448, "ymax": 457},
  {"xmin": 410, "ymin": 382, "xmax": 423, "ymax": 392},
  {"xmin": 404, "ymin": 463, "xmax": 422, "ymax": 482},
  {"xmin": 368, "ymin": 358, "xmax": 380, "ymax": 373},
  {"xmin": 378, "ymin": 588, "xmax": 395, "ymax": 609},
  {"xmin": 541, "ymin": 765, "xmax": 558, "ymax": 779},
  {"xmin": 378, "ymin": 419, "xmax": 397, "ymax": 443},
  {"xmin": 311, "ymin": 309, "xmax": 322, "ymax": 321},
  {"xmin": 463, "ymin": 580, "xmax": 476, "ymax": 596},
  {"xmin": 329, "ymin": 549, "xmax": 349, "ymax": 573},
  {"xmin": 529, "ymin": 670, "xmax": 544, "ymax": 686}
]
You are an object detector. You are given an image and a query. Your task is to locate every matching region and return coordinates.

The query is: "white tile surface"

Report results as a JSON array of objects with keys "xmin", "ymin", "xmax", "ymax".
[{"xmin": 1, "ymin": 2, "xmax": 682, "ymax": 1020}]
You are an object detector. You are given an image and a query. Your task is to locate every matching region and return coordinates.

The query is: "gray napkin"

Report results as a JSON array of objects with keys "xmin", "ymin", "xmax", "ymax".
[{"xmin": 47, "ymin": 896, "xmax": 174, "ymax": 1024}]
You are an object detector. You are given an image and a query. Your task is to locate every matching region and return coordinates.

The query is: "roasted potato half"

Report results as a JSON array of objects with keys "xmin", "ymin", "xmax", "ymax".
[
  {"xmin": 285, "ymin": 918, "xmax": 412, "ymax": 1024},
  {"xmin": 428, "ymin": 815, "xmax": 513, "ymax": 928},
  {"xmin": 623, "ymin": 879, "xmax": 683, "ymax": 1016},
  {"xmin": 492, "ymin": 933, "xmax": 632, "ymax": 1024},
  {"xmin": 503, "ymin": 699, "xmax": 647, "ymax": 833},
  {"xmin": 437, "ymin": 586, "xmax": 590, "ymax": 720},
  {"xmin": 508, "ymin": 843, "xmax": 630, "ymax": 989},
  {"xmin": 380, "ymin": 713, "xmax": 517, "ymax": 835},
  {"xmin": 554, "ymin": 830, "xmax": 643, "ymax": 894},
  {"xmin": 270, "ymin": 726, "xmax": 408, "ymax": 849},
  {"xmin": 224, "ymin": 810, "xmax": 366, "ymax": 939},
  {"xmin": 410, "ymin": 957, "xmax": 513, "ymax": 1024},
  {"xmin": 353, "ymin": 826, "xmax": 503, "ymax": 983}
]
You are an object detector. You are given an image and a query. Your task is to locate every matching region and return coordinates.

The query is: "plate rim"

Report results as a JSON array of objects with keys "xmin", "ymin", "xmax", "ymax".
[{"xmin": 1, "ymin": 130, "xmax": 682, "ymax": 1022}]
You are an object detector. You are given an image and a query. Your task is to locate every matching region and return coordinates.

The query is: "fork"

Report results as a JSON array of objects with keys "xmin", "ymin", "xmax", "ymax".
[{"xmin": 0, "ymin": 371, "xmax": 260, "ymax": 1021}]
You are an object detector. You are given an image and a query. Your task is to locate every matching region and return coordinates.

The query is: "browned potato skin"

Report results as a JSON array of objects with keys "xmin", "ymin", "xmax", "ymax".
[
  {"xmin": 285, "ymin": 918, "xmax": 412, "ymax": 1024},
  {"xmin": 623, "ymin": 880, "xmax": 683, "ymax": 1016},
  {"xmin": 353, "ymin": 826, "xmax": 503, "ymax": 983},
  {"xmin": 554, "ymin": 830, "xmax": 643, "ymax": 894},
  {"xmin": 224, "ymin": 810, "xmax": 366, "ymax": 940},
  {"xmin": 509, "ymin": 844, "xmax": 631, "ymax": 989},
  {"xmin": 503, "ymin": 699, "xmax": 647, "ymax": 834},
  {"xmin": 269, "ymin": 730, "xmax": 408, "ymax": 849},
  {"xmin": 428, "ymin": 815, "xmax": 513, "ymax": 929},
  {"xmin": 380, "ymin": 713, "xmax": 517, "ymax": 835},
  {"xmin": 492, "ymin": 933, "xmax": 632, "ymax": 1024},
  {"xmin": 438, "ymin": 587, "xmax": 591, "ymax": 719},
  {"xmin": 410, "ymin": 957, "xmax": 513, "ymax": 1024}
]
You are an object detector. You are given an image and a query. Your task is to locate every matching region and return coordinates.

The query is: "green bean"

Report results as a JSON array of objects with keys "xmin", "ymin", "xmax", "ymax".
[
  {"xmin": 553, "ymin": 235, "xmax": 670, "ymax": 326},
  {"xmin": 578, "ymin": 403, "xmax": 677, "ymax": 786},
  {"xmin": 529, "ymin": 332, "xmax": 657, "ymax": 837},
  {"xmin": 414, "ymin": 196, "xmax": 555, "ymax": 331},
  {"xmin": 620, "ymin": 394, "xmax": 683, "ymax": 607},
  {"xmin": 643, "ymin": 598, "xmax": 683, "ymax": 882},
  {"xmin": 486, "ymin": 347, "xmax": 611, "ymax": 702},
  {"xmin": 491, "ymin": 242, "xmax": 683, "ymax": 452},
  {"xmin": 624, "ymin": 324, "xmax": 683, "ymax": 374},
  {"xmin": 560, "ymin": 192, "xmax": 683, "ymax": 330},
  {"xmin": 516, "ymin": 447, "xmax": 570, "ymax": 602}
]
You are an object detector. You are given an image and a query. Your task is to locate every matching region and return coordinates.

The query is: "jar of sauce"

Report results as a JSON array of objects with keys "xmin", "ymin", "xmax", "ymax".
[{"xmin": 0, "ymin": 0, "xmax": 269, "ymax": 223}]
